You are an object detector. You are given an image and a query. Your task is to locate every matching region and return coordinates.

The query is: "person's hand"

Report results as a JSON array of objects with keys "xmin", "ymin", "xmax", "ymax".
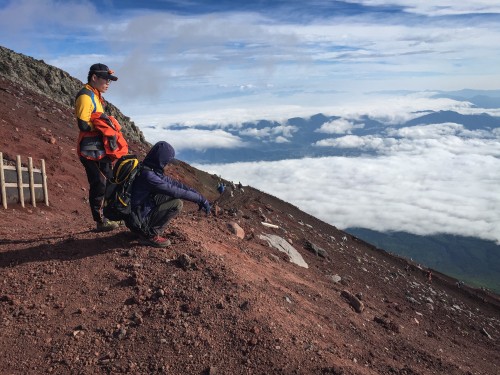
[{"xmin": 198, "ymin": 199, "xmax": 211, "ymax": 216}]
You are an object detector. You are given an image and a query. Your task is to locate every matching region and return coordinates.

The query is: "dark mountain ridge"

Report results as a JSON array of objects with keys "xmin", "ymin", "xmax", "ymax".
[{"xmin": 346, "ymin": 228, "xmax": 500, "ymax": 294}]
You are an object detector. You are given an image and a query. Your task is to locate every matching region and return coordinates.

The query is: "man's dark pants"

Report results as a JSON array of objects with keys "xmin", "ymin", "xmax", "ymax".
[
  {"xmin": 80, "ymin": 157, "xmax": 112, "ymax": 223},
  {"xmin": 143, "ymin": 194, "xmax": 183, "ymax": 237}
]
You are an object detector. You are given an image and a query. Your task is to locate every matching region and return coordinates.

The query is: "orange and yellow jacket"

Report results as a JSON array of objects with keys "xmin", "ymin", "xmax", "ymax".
[{"xmin": 75, "ymin": 84, "xmax": 128, "ymax": 161}]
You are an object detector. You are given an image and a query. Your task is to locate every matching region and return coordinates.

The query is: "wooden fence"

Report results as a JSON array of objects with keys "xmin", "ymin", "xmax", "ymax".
[{"xmin": 0, "ymin": 152, "xmax": 49, "ymax": 209}]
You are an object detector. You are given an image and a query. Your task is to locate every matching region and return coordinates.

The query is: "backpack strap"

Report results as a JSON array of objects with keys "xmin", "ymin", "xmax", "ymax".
[
  {"xmin": 76, "ymin": 87, "xmax": 97, "ymax": 113},
  {"xmin": 75, "ymin": 87, "xmax": 99, "ymax": 132}
]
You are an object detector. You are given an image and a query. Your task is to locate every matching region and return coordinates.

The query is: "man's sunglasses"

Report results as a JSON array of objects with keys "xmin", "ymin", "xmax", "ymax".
[{"xmin": 95, "ymin": 75, "xmax": 111, "ymax": 83}]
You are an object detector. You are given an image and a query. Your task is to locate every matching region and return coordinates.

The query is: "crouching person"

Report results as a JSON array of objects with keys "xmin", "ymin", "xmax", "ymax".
[{"xmin": 127, "ymin": 141, "xmax": 211, "ymax": 247}]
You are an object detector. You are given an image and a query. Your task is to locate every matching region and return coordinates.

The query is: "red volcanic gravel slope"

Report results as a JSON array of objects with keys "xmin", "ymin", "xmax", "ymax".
[{"xmin": 0, "ymin": 76, "xmax": 499, "ymax": 375}]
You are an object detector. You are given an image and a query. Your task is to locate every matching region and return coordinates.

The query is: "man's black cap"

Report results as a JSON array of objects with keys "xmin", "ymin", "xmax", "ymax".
[{"xmin": 89, "ymin": 63, "xmax": 118, "ymax": 81}]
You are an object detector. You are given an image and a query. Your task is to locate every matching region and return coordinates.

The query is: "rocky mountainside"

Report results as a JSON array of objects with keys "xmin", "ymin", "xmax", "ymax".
[
  {"xmin": 0, "ymin": 50, "xmax": 499, "ymax": 375},
  {"xmin": 0, "ymin": 45, "xmax": 147, "ymax": 145}
]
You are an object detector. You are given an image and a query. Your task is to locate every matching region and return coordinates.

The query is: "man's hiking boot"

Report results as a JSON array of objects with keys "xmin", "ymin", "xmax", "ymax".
[
  {"xmin": 96, "ymin": 220, "xmax": 120, "ymax": 232},
  {"xmin": 140, "ymin": 235, "xmax": 171, "ymax": 248}
]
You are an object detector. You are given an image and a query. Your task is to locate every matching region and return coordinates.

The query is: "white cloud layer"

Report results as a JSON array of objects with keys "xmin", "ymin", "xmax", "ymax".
[
  {"xmin": 198, "ymin": 152, "xmax": 500, "ymax": 243},
  {"xmin": 317, "ymin": 119, "xmax": 364, "ymax": 134},
  {"xmin": 196, "ymin": 122, "xmax": 500, "ymax": 243}
]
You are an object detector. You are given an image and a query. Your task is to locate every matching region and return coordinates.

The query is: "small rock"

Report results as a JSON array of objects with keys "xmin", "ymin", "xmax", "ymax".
[
  {"xmin": 374, "ymin": 316, "xmax": 400, "ymax": 333},
  {"xmin": 131, "ymin": 312, "xmax": 143, "ymax": 325},
  {"xmin": 214, "ymin": 204, "xmax": 221, "ymax": 216},
  {"xmin": 240, "ymin": 301, "xmax": 250, "ymax": 310},
  {"xmin": 304, "ymin": 240, "xmax": 328, "ymax": 258},
  {"xmin": 328, "ymin": 274, "xmax": 342, "ymax": 283},
  {"xmin": 37, "ymin": 112, "xmax": 48, "ymax": 120},
  {"xmin": 341, "ymin": 290, "xmax": 364, "ymax": 313},
  {"xmin": 177, "ymin": 254, "xmax": 194, "ymax": 270},
  {"xmin": 0, "ymin": 295, "xmax": 15, "ymax": 305},
  {"xmin": 406, "ymin": 296, "xmax": 419, "ymax": 304},
  {"xmin": 114, "ymin": 327, "xmax": 127, "ymax": 340},
  {"xmin": 228, "ymin": 222, "xmax": 245, "ymax": 239},
  {"xmin": 481, "ymin": 328, "xmax": 493, "ymax": 340}
]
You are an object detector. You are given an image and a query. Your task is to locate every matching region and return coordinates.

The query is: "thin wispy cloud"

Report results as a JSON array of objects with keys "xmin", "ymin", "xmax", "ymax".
[
  {"xmin": 345, "ymin": 1, "xmax": 500, "ymax": 16},
  {"xmin": 144, "ymin": 127, "xmax": 246, "ymax": 152},
  {"xmin": 1, "ymin": 0, "xmax": 499, "ymax": 122}
]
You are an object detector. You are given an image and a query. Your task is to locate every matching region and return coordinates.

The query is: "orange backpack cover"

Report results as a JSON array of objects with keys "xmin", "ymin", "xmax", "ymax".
[{"xmin": 90, "ymin": 112, "xmax": 129, "ymax": 161}]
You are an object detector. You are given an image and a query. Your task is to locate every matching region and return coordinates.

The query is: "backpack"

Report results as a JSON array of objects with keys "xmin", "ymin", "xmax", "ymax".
[{"xmin": 103, "ymin": 154, "xmax": 141, "ymax": 221}]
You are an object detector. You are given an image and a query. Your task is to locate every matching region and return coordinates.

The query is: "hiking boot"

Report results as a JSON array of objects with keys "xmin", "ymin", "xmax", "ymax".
[
  {"xmin": 96, "ymin": 220, "xmax": 120, "ymax": 232},
  {"xmin": 140, "ymin": 235, "xmax": 171, "ymax": 248}
]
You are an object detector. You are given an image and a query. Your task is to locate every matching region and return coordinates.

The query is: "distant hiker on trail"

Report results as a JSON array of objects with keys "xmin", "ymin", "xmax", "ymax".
[
  {"xmin": 217, "ymin": 182, "xmax": 225, "ymax": 195},
  {"xmin": 237, "ymin": 181, "xmax": 244, "ymax": 194},
  {"xmin": 74, "ymin": 63, "xmax": 128, "ymax": 232},
  {"xmin": 126, "ymin": 141, "xmax": 212, "ymax": 248}
]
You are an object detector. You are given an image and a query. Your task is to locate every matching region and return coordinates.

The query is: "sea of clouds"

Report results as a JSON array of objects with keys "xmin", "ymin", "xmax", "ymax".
[
  {"xmin": 197, "ymin": 139, "xmax": 499, "ymax": 243},
  {"xmin": 140, "ymin": 94, "xmax": 500, "ymax": 244}
]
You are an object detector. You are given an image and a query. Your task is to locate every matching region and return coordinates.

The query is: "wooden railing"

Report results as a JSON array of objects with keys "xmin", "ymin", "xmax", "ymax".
[{"xmin": 0, "ymin": 152, "xmax": 49, "ymax": 209}]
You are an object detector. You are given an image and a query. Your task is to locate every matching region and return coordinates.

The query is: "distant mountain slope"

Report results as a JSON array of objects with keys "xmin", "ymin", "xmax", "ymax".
[
  {"xmin": 404, "ymin": 110, "xmax": 500, "ymax": 129},
  {"xmin": 432, "ymin": 89, "xmax": 500, "ymax": 109},
  {"xmin": 345, "ymin": 228, "xmax": 500, "ymax": 293}
]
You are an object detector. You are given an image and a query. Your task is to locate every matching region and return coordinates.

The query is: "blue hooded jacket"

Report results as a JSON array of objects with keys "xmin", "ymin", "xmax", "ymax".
[{"xmin": 131, "ymin": 141, "xmax": 205, "ymax": 219}]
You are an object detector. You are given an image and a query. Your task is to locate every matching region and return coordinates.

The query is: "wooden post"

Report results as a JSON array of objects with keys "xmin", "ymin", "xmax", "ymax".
[
  {"xmin": 0, "ymin": 152, "xmax": 6, "ymax": 209},
  {"xmin": 16, "ymin": 155, "xmax": 24, "ymax": 208},
  {"xmin": 41, "ymin": 159, "xmax": 49, "ymax": 207},
  {"xmin": 28, "ymin": 157, "xmax": 36, "ymax": 207}
]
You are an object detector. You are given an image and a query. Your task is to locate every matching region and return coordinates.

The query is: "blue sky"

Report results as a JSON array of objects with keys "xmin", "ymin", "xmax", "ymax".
[
  {"xmin": 2, "ymin": 0, "xmax": 500, "ymax": 123},
  {"xmin": 1, "ymin": 0, "xmax": 500, "ymax": 242}
]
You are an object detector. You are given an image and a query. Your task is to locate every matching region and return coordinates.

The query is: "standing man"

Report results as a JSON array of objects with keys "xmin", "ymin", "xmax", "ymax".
[{"xmin": 75, "ymin": 63, "xmax": 122, "ymax": 231}]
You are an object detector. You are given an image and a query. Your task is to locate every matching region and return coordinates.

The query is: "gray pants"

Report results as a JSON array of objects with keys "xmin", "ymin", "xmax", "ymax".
[{"xmin": 144, "ymin": 194, "xmax": 183, "ymax": 237}]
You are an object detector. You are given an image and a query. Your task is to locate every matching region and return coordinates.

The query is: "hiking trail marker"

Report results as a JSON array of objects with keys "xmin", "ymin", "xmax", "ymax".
[{"xmin": 0, "ymin": 152, "xmax": 49, "ymax": 209}]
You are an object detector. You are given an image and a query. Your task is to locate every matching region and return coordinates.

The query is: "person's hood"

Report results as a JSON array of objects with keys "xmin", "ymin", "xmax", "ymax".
[{"xmin": 143, "ymin": 141, "xmax": 176, "ymax": 171}]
